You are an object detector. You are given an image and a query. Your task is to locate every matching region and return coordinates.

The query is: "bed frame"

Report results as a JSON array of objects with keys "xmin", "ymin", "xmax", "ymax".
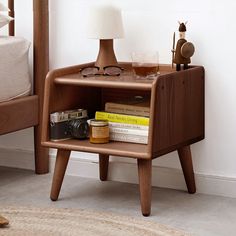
[{"xmin": 0, "ymin": 0, "xmax": 49, "ymax": 174}]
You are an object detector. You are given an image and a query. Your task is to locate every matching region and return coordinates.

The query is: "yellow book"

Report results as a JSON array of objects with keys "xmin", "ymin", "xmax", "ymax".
[{"xmin": 95, "ymin": 111, "xmax": 149, "ymax": 126}]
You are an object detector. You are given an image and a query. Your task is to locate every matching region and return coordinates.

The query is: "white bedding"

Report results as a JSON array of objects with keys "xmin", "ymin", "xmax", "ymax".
[{"xmin": 0, "ymin": 36, "xmax": 31, "ymax": 103}]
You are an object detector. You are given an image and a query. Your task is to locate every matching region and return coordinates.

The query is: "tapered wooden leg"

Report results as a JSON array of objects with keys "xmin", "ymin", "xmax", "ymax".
[
  {"xmin": 178, "ymin": 145, "xmax": 196, "ymax": 194},
  {"xmin": 50, "ymin": 149, "xmax": 71, "ymax": 201},
  {"xmin": 137, "ymin": 159, "xmax": 152, "ymax": 216},
  {"xmin": 99, "ymin": 154, "xmax": 109, "ymax": 181}
]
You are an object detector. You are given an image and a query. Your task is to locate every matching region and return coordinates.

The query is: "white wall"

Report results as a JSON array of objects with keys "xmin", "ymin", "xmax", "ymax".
[{"xmin": 1, "ymin": 0, "xmax": 236, "ymax": 197}]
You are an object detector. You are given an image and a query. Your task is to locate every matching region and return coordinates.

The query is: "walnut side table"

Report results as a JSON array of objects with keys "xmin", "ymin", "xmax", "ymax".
[{"xmin": 41, "ymin": 63, "xmax": 205, "ymax": 216}]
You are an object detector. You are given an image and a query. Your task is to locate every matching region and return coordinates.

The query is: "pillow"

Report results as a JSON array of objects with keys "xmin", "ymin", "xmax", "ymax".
[{"xmin": 0, "ymin": 13, "xmax": 13, "ymax": 28}]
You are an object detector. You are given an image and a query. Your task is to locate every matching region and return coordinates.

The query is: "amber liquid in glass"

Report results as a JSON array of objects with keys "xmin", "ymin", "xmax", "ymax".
[{"xmin": 133, "ymin": 64, "xmax": 159, "ymax": 77}]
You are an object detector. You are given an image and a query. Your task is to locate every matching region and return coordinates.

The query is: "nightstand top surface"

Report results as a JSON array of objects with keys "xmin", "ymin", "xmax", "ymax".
[{"xmin": 53, "ymin": 64, "xmax": 175, "ymax": 90}]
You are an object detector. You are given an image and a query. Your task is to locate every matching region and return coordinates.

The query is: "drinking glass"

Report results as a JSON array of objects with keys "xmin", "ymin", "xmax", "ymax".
[{"xmin": 131, "ymin": 51, "xmax": 159, "ymax": 79}]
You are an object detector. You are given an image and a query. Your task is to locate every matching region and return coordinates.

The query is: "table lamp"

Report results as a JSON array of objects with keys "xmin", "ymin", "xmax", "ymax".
[{"xmin": 87, "ymin": 5, "xmax": 124, "ymax": 69}]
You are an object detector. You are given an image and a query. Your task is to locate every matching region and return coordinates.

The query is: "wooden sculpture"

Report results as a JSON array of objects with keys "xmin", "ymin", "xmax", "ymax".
[{"xmin": 172, "ymin": 22, "xmax": 195, "ymax": 71}]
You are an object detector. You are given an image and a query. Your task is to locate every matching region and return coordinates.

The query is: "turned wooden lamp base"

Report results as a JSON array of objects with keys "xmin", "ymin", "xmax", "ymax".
[{"xmin": 95, "ymin": 39, "xmax": 118, "ymax": 69}]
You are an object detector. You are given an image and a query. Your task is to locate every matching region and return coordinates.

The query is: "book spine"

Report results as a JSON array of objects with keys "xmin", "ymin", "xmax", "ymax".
[
  {"xmin": 108, "ymin": 122, "xmax": 149, "ymax": 130},
  {"xmin": 109, "ymin": 127, "xmax": 148, "ymax": 136},
  {"xmin": 95, "ymin": 111, "xmax": 149, "ymax": 126},
  {"xmin": 105, "ymin": 103, "xmax": 150, "ymax": 117},
  {"xmin": 110, "ymin": 133, "xmax": 148, "ymax": 144}
]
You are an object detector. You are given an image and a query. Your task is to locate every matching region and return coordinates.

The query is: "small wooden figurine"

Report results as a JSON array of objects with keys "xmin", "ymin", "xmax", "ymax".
[{"xmin": 172, "ymin": 22, "xmax": 195, "ymax": 71}]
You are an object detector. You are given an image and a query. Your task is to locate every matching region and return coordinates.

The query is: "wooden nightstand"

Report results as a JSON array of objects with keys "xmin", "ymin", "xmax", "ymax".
[{"xmin": 41, "ymin": 62, "xmax": 204, "ymax": 216}]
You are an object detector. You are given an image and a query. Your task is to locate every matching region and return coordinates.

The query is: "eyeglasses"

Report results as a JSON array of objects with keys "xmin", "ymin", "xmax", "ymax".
[{"xmin": 80, "ymin": 66, "xmax": 123, "ymax": 77}]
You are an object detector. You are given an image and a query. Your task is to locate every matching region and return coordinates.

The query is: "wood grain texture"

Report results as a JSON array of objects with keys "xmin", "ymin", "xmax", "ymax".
[
  {"xmin": 152, "ymin": 66, "xmax": 205, "ymax": 157},
  {"xmin": 33, "ymin": 0, "xmax": 49, "ymax": 174},
  {"xmin": 178, "ymin": 145, "xmax": 196, "ymax": 193},
  {"xmin": 99, "ymin": 154, "xmax": 109, "ymax": 181},
  {"xmin": 138, "ymin": 159, "xmax": 152, "ymax": 216},
  {"xmin": 0, "ymin": 96, "xmax": 38, "ymax": 135},
  {"xmin": 42, "ymin": 140, "xmax": 149, "ymax": 159},
  {"xmin": 50, "ymin": 149, "xmax": 71, "ymax": 201},
  {"xmin": 54, "ymin": 74, "xmax": 154, "ymax": 91}
]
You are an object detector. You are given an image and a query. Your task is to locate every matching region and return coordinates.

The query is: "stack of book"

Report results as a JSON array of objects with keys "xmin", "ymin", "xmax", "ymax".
[{"xmin": 95, "ymin": 96, "xmax": 150, "ymax": 144}]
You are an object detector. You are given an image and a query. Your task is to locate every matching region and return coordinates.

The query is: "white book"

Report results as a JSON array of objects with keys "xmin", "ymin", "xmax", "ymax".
[
  {"xmin": 108, "ymin": 122, "xmax": 149, "ymax": 131},
  {"xmin": 109, "ymin": 127, "xmax": 148, "ymax": 136},
  {"xmin": 110, "ymin": 133, "xmax": 148, "ymax": 144}
]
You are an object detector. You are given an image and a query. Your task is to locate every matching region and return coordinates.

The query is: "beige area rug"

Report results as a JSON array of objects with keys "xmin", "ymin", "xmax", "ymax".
[{"xmin": 0, "ymin": 206, "xmax": 190, "ymax": 236}]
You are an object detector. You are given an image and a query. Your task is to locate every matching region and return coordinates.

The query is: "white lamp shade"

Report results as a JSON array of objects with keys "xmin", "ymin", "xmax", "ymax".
[
  {"xmin": 87, "ymin": 5, "xmax": 124, "ymax": 39},
  {"xmin": 0, "ymin": 3, "xmax": 9, "ymax": 12}
]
